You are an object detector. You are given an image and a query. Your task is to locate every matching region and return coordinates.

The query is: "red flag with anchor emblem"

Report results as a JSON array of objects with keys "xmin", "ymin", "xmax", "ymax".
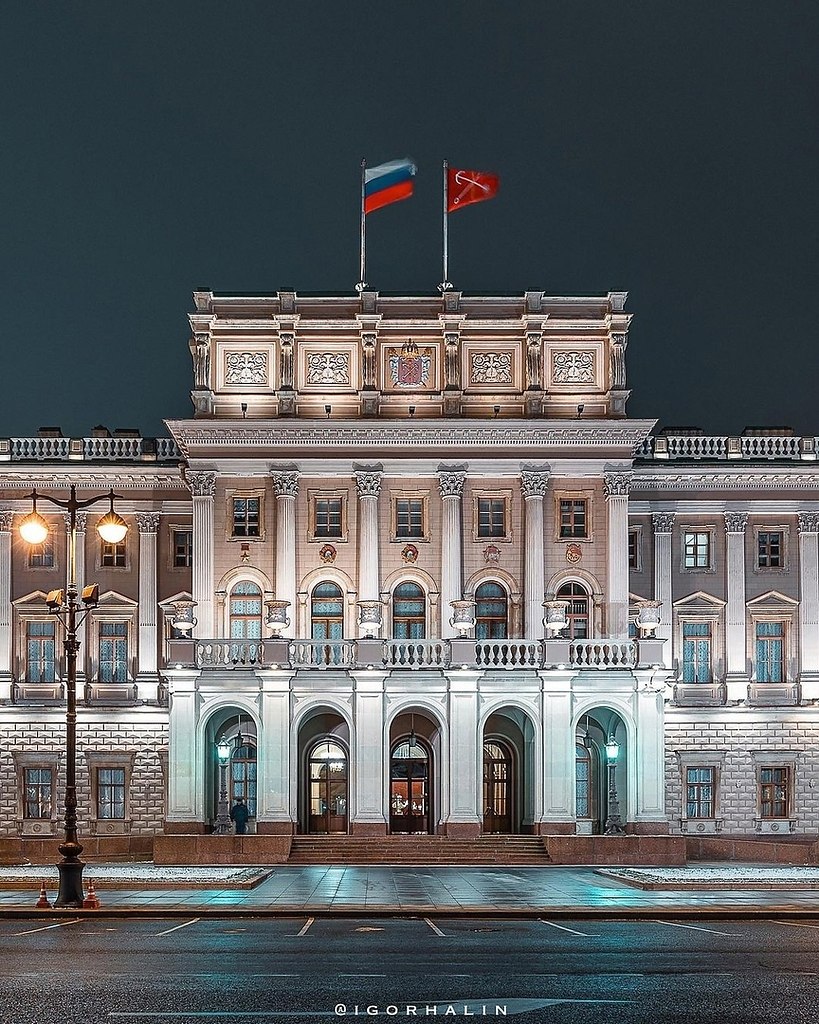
[{"xmin": 446, "ymin": 167, "xmax": 500, "ymax": 212}]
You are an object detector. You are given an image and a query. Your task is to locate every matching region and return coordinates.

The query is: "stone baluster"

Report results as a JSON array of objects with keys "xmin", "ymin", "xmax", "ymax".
[
  {"xmin": 521, "ymin": 470, "xmax": 549, "ymax": 640},
  {"xmin": 272, "ymin": 471, "xmax": 299, "ymax": 638},
  {"xmin": 188, "ymin": 472, "xmax": 216, "ymax": 638},
  {"xmin": 604, "ymin": 472, "xmax": 632, "ymax": 639}
]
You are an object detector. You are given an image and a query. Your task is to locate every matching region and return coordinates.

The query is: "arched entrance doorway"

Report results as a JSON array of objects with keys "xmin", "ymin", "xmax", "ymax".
[
  {"xmin": 390, "ymin": 737, "xmax": 430, "ymax": 834},
  {"xmin": 482, "ymin": 707, "xmax": 535, "ymax": 833},
  {"xmin": 204, "ymin": 710, "xmax": 258, "ymax": 829},
  {"xmin": 575, "ymin": 708, "xmax": 627, "ymax": 834},
  {"xmin": 482, "ymin": 740, "xmax": 513, "ymax": 833},
  {"xmin": 307, "ymin": 739, "xmax": 348, "ymax": 834}
]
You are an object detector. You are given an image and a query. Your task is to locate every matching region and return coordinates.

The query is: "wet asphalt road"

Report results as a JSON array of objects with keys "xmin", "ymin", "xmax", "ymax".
[{"xmin": 0, "ymin": 915, "xmax": 817, "ymax": 1024}]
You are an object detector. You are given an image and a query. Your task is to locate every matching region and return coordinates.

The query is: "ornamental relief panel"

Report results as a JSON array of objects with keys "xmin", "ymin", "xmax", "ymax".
[
  {"xmin": 299, "ymin": 344, "xmax": 358, "ymax": 391},
  {"xmin": 469, "ymin": 351, "xmax": 513, "ymax": 385},
  {"xmin": 462, "ymin": 342, "xmax": 521, "ymax": 392},
  {"xmin": 306, "ymin": 352, "xmax": 350, "ymax": 385},
  {"xmin": 552, "ymin": 350, "xmax": 595, "ymax": 384},
  {"xmin": 224, "ymin": 351, "xmax": 268, "ymax": 385},
  {"xmin": 545, "ymin": 342, "xmax": 604, "ymax": 392}
]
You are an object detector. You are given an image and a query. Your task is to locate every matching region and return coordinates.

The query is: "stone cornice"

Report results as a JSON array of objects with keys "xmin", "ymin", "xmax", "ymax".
[
  {"xmin": 167, "ymin": 420, "xmax": 656, "ymax": 458},
  {"xmin": 633, "ymin": 468, "xmax": 819, "ymax": 491},
  {"xmin": 0, "ymin": 471, "xmax": 182, "ymax": 490}
]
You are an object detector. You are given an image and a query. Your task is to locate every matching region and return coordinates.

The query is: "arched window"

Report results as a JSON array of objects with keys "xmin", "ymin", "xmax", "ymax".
[
  {"xmin": 229, "ymin": 581, "xmax": 262, "ymax": 639},
  {"xmin": 557, "ymin": 582, "xmax": 589, "ymax": 639},
  {"xmin": 231, "ymin": 742, "xmax": 257, "ymax": 817},
  {"xmin": 476, "ymin": 582, "xmax": 508, "ymax": 640},
  {"xmin": 308, "ymin": 739, "xmax": 348, "ymax": 834},
  {"xmin": 392, "ymin": 582, "xmax": 426, "ymax": 639},
  {"xmin": 311, "ymin": 582, "xmax": 344, "ymax": 641}
]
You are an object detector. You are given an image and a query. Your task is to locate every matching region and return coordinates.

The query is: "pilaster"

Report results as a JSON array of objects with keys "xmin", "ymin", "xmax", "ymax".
[
  {"xmin": 272, "ymin": 471, "xmax": 299, "ymax": 639},
  {"xmin": 521, "ymin": 470, "xmax": 548, "ymax": 640},
  {"xmin": 355, "ymin": 469, "xmax": 382, "ymax": 622},
  {"xmin": 445, "ymin": 670, "xmax": 481, "ymax": 835},
  {"xmin": 164, "ymin": 670, "xmax": 202, "ymax": 826},
  {"xmin": 256, "ymin": 671, "xmax": 294, "ymax": 830},
  {"xmin": 724, "ymin": 511, "xmax": 749, "ymax": 700},
  {"xmin": 135, "ymin": 512, "xmax": 160, "ymax": 700},
  {"xmin": 540, "ymin": 678, "xmax": 573, "ymax": 830},
  {"xmin": 634, "ymin": 686, "xmax": 668, "ymax": 827},
  {"xmin": 65, "ymin": 510, "xmax": 88, "ymax": 680},
  {"xmin": 188, "ymin": 472, "xmax": 216, "ymax": 638},
  {"xmin": 604, "ymin": 472, "xmax": 632, "ymax": 639},
  {"xmin": 351, "ymin": 671, "xmax": 388, "ymax": 834},
  {"xmin": 438, "ymin": 467, "xmax": 466, "ymax": 639},
  {"xmin": 798, "ymin": 512, "xmax": 819, "ymax": 698},
  {"xmin": 0, "ymin": 511, "xmax": 13, "ymax": 698},
  {"xmin": 652, "ymin": 512, "xmax": 675, "ymax": 669}
]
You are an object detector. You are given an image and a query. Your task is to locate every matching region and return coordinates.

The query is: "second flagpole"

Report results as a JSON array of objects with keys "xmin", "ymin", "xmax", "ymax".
[
  {"xmin": 440, "ymin": 159, "xmax": 452, "ymax": 292},
  {"xmin": 357, "ymin": 157, "xmax": 366, "ymax": 292}
]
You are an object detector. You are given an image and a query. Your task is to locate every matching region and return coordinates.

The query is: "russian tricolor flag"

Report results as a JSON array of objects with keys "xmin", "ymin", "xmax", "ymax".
[{"xmin": 364, "ymin": 158, "xmax": 417, "ymax": 214}]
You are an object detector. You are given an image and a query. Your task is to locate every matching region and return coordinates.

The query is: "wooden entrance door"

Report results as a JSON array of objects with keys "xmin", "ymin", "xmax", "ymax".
[{"xmin": 483, "ymin": 740, "xmax": 513, "ymax": 833}]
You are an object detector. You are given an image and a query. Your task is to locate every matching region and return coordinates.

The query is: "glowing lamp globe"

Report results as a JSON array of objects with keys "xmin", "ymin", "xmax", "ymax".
[
  {"xmin": 19, "ymin": 512, "xmax": 49, "ymax": 545},
  {"xmin": 97, "ymin": 511, "xmax": 128, "ymax": 544}
]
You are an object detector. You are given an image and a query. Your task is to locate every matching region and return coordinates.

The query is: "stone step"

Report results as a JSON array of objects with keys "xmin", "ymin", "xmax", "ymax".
[{"xmin": 287, "ymin": 834, "xmax": 551, "ymax": 865}]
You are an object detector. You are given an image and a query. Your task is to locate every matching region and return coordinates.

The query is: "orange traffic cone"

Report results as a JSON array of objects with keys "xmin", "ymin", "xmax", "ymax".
[
  {"xmin": 36, "ymin": 881, "xmax": 52, "ymax": 909},
  {"xmin": 82, "ymin": 881, "xmax": 100, "ymax": 910}
]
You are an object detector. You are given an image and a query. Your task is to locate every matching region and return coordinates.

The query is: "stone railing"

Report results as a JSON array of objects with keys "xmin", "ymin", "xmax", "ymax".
[
  {"xmin": 636, "ymin": 434, "xmax": 817, "ymax": 461},
  {"xmin": 1, "ymin": 436, "xmax": 180, "ymax": 462},
  {"xmin": 167, "ymin": 636, "xmax": 662, "ymax": 673}
]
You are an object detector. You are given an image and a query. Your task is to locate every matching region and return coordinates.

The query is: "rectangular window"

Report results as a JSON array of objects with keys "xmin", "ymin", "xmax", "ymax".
[
  {"xmin": 628, "ymin": 528, "xmax": 641, "ymax": 570},
  {"xmin": 314, "ymin": 498, "xmax": 343, "ymax": 538},
  {"xmin": 101, "ymin": 540, "xmax": 126, "ymax": 568},
  {"xmin": 97, "ymin": 767, "xmax": 126, "ymax": 819},
  {"xmin": 755, "ymin": 621, "xmax": 784, "ymax": 682},
  {"xmin": 172, "ymin": 529, "xmax": 193, "ymax": 568},
  {"xmin": 683, "ymin": 531, "xmax": 711, "ymax": 569},
  {"xmin": 28, "ymin": 537, "xmax": 54, "ymax": 569},
  {"xmin": 232, "ymin": 496, "xmax": 260, "ymax": 538},
  {"xmin": 559, "ymin": 499, "xmax": 587, "ymax": 538},
  {"xmin": 99, "ymin": 622, "xmax": 128, "ymax": 682},
  {"xmin": 395, "ymin": 498, "xmax": 425, "ymax": 539},
  {"xmin": 23, "ymin": 767, "xmax": 53, "ymax": 819},
  {"xmin": 686, "ymin": 766, "xmax": 715, "ymax": 818},
  {"xmin": 682, "ymin": 622, "xmax": 712, "ymax": 683},
  {"xmin": 757, "ymin": 531, "xmax": 783, "ymax": 569},
  {"xmin": 26, "ymin": 621, "xmax": 56, "ymax": 683},
  {"xmin": 759, "ymin": 766, "xmax": 790, "ymax": 819},
  {"xmin": 477, "ymin": 498, "xmax": 507, "ymax": 538}
]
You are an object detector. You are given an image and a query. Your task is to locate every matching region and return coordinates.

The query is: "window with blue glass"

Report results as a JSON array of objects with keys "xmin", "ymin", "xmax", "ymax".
[
  {"xmin": 575, "ymin": 743, "xmax": 591, "ymax": 819},
  {"xmin": 232, "ymin": 743, "xmax": 257, "ymax": 817},
  {"xmin": 475, "ymin": 582, "xmax": 508, "ymax": 639},
  {"xmin": 755, "ymin": 621, "xmax": 784, "ymax": 682},
  {"xmin": 682, "ymin": 622, "xmax": 712, "ymax": 683},
  {"xmin": 98, "ymin": 622, "xmax": 128, "ymax": 682},
  {"xmin": 229, "ymin": 581, "xmax": 263, "ymax": 639},
  {"xmin": 686, "ymin": 766, "xmax": 715, "ymax": 818},
  {"xmin": 392, "ymin": 582, "xmax": 426, "ymax": 639},
  {"xmin": 97, "ymin": 767, "xmax": 126, "ymax": 819},
  {"xmin": 311, "ymin": 582, "xmax": 344, "ymax": 640},
  {"xmin": 26, "ymin": 621, "xmax": 56, "ymax": 683}
]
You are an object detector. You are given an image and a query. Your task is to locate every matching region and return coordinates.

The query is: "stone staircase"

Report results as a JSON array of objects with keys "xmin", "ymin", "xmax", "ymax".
[{"xmin": 287, "ymin": 834, "xmax": 551, "ymax": 866}]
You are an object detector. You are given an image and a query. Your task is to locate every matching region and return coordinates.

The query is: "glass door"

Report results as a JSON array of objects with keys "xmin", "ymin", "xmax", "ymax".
[{"xmin": 390, "ymin": 738, "xmax": 430, "ymax": 833}]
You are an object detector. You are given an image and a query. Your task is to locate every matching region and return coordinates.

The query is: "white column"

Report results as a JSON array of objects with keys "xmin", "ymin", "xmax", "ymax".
[
  {"xmin": 352, "ymin": 672, "xmax": 388, "ymax": 833},
  {"xmin": 0, "ymin": 511, "xmax": 13, "ymax": 698},
  {"xmin": 355, "ymin": 468, "xmax": 382, "ymax": 611},
  {"xmin": 66, "ymin": 511, "xmax": 88, "ymax": 679},
  {"xmin": 604, "ymin": 472, "xmax": 632, "ymax": 639},
  {"xmin": 272, "ymin": 471, "xmax": 298, "ymax": 639},
  {"xmin": 521, "ymin": 470, "xmax": 548, "ymax": 640},
  {"xmin": 798, "ymin": 512, "xmax": 819, "ymax": 698},
  {"xmin": 135, "ymin": 512, "xmax": 160, "ymax": 699},
  {"xmin": 447, "ymin": 671, "xmax": 481, "ymax": 834},
  {"xmin": 634, "ymin": 687, "xmax": 668, "ymax": 826},
  {"xmin": 257, "ymin": 672, "xmax": 293, "ymax": 829},
  {"xmin": 541, "ymin": 686, "xmax": 573, "ymax": 828},
  {"xmin": 652, "ymin": 513, "xmax": 675, "ymax": 669},
  {"xmin": 188, "ymin": 472, "xmax": 216, "ymax": 638},
  {"xmin": 439, "ymin": 468, "xmax": 466, "ymax": 639},
  {"xmin": 724, "ymin": 511, "xmax": 749, "ymax": 700},
  {"xmin": 165, "ymin": 670, "xmax": 201, "ymax": 825}
]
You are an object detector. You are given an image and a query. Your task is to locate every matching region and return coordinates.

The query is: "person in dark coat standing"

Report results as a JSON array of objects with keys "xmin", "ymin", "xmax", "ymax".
[{"xmin": 229, "ymin": 796, "xmax": 250, "ymax": 834}]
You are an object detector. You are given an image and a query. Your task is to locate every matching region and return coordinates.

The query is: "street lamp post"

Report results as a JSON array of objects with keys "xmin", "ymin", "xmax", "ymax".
[
  {"xmin": 19, "ymin": 485, "xmax": 128, "ymax": 908},
  {"xmin": 604, "ymin": 736, "xmax": 626, "ymax": 836},
  {"xmin": 213, "ymin": 735, "xmax": 233, "ymax": 834}
]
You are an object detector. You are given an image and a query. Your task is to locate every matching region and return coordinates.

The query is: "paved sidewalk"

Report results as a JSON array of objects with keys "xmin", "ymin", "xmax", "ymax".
[{"xmin": 1, "ymin": 865, "xmax": 819, "ymax": 918}]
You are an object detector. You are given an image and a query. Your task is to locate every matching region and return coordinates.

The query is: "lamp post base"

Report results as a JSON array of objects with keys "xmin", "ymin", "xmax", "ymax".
[{"xmin": 54, "ymin": 842, "xmax": 85, "ymax": 908}]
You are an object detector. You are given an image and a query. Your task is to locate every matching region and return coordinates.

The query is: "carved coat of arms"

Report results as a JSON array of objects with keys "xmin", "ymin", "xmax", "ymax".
[
  {"xmin": 389, "ymin": 340, "xmax": 432, "ymax": 388},
  {"xmin": 566, "ymin": 543, "xmax": 583, "ymax": 564}
]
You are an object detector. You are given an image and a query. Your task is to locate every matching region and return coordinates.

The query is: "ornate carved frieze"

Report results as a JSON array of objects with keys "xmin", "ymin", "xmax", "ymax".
[
  {"xmin": 355, "ymin": 471, "xmax": 382, "ymax": 498},
  {"xmin": 444, "ymin": 333, "xmax": 460, "ymax": 391},
  {"xmin": 603, "ymin": 472, "xmax": 632, "ymax": 498},
  {"xmin": 652, "ymin": 512, "xmax": 676, "ymax": 534},
  {"xmin": 723, "ymin": 512, "xmax": 749, "ymax": 533},
  {"xmin": 635, "ymin": 471, "xmax": 819, "ymax": 491},
  {"xmin": 470, "ymin": 351, "xmax": 513, "ymax": 385},
  {"xmin": 225, "ymin": 351, "xmax": 268, "ymax": 385},
  {"xmin": 526, "ymin": 333, "xmax": 542, "ymax": 390},
  {"xmin": 272, "ymin": 471, "xmax": 299, "ymax": 498},
  {"xmin": 610, "ymin": 332, "xmax": 628, "ymax": 390},
  {"xmin": 187, "ymin": 472, "xmax": 216, "ymax": 498},
  {"xmin": 520, "ymin": 470, "xmax": 549, "ymax": 498},
  {"xmin": 189, "ymin": 333, "xmax": 211, "ymax": 389},
  {"xmin": 0, "ymin": 510, "xmax": 13, "ymax": 531},
  {"xmin": 306, "ymin": 352, "xmax": 350, "ymax": 385},
  {"xmin": 135, "ymin": 512, "xmax": 161, "ymax": 533},
  {"xmin": 361, "ymin": 333, "xmax": 377, "ymax": 389},
  {"xmin": 63, "ymin": 511, "xmax": 88, "ymax": 531},
  {"xmin": 798, "ymin": 512, "xmax": 819, "ymax": 534},
  {"xmin": 279, "ymin": 333, "xmax": 294, "ymax": 390},
  {"xmin": 552, "ymin": 350, "xmax": 595, "ymax": 385},
  {"xmin": 438, "ymin": 470, "xmax": 466, "ymax": 499}
]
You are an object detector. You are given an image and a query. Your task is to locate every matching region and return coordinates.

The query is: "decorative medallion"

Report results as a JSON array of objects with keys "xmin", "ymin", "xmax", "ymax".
[
  {"xmin": 483, "ymin": 544, "xmax": 501, "ymax": 564},
  {"xmin": 225, "ymin": 351, "xmax": 268, "ymax": 385},
  {"xmin": 319, "ymin": 543, "xmax": 337, "ymax": 564},
  {"xmin": 306, "ymin": 352, "xmax": 350, "ymax": 385},
  {"xmin": 552, "ymin": 350, "xmax": 595, "ymax": 384},
  {"xmin": 401, "ymin": 543, "xmax": 419, "ymax": 564},
  {"xmin": 470, "ymin": 351, "xmax": 513, "ymax": 385},
  {"xmin": 390, "ymin": 340, "xmax": 432, "ymax": 388},
  {"xmin": 566, "ymin": 543, "xmax": 582, "ymax": 564}
]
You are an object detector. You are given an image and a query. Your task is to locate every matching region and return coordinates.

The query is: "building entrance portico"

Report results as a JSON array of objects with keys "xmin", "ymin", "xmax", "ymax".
[{"xmin": 298, "ymin": 709, "xmax": 350, "ymax": 834}]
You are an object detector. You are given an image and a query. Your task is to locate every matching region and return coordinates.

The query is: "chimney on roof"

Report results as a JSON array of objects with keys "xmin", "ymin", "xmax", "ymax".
[
  {"xmin": 37, "ymin": 427, "xmax": 63, "ymax": 437},
  {"xmin": 91, "ymin": 425, "xmax": 111, "ymax": 437}
]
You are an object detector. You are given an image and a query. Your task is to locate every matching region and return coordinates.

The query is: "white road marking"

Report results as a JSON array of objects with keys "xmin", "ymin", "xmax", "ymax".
[
  {"xmin": 773, "ymin": 920, "xmax": 819, "ymax": 931},
  {"xmin": 12, "ymin": 918, "xmax": 81, "ymax": 936},
  {"xmin": 424, "ymin": 917, "xmax": 445, "ymax": 936},
  {"xmin": 337, "ymin": 973, "xmax": 387, "ymax": 977},
  {"xmin": 154, "ymin": 917, "xmax": 201, "ymax": 936},
  {"xmin": 296, "ymin": 916, "xmax": 314, "ymax": 936},
  {"xmin": 652, "ymin": 920, "xmax": 737, "ymax": 937},
  {"xmin": 539, "ymin": 919, "xmax": 597, "ymax": 937}
]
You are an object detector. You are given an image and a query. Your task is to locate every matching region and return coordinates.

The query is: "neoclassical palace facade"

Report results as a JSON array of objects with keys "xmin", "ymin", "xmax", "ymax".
[{"xmin": 1, "ymin": 288, "xmax": 817, "ymax": 862}]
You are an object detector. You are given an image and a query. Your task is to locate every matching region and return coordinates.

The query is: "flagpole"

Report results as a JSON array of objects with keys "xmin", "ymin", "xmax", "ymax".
[
  {"xmin": 439, "ymin": 160, "xmax": 452, "ymax": 292},
  {"xmin": 356, "ymin": 157, "xmax": 366, "ymax": 292}
]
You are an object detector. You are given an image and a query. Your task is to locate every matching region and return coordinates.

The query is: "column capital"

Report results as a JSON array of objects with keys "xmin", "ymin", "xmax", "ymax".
[
  {"xmin": 520, "ymin": 469, "xmax": 549, "ymax": 498},
  {"xmin": 136, "ymin": 512, "xmax": 160, "ymax": 534},
  {"xmin": 651, "ymin": 512, "xmax": 676, "ymax": 534},
  {"xmin": 0, "ymin": 511, "xmax": 13, "ymax": 532},
  {"xmin": 603, "ymin": 471, "xmax": 632, "ymax": 498},
  {"xmin": 438, "ymin": 468, "xmax": 466, "ymax": 499},
  {"xmin": 63, "ymin": 510, "xmax": 88, "ymax": 532},
  {"xmin": 355, "ymin": 470, "xmax": 383, "ymax": 498},
  {"xmin": 187, "ymin": 471, "xmax": 216, "ymax": 498},
  {"xmin": 272, "ymin": 471, "xmax": 299, "ymax": 498},
  {"xmin": 723, "ymin": 511, "xmax": 748, "ymax": 534},
  {"xmin": 798, "ymin": 512, "xmax": 819, "ymax": 535}
]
